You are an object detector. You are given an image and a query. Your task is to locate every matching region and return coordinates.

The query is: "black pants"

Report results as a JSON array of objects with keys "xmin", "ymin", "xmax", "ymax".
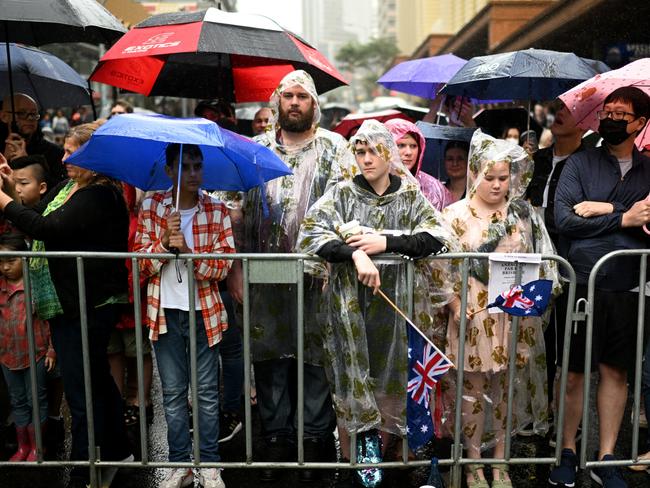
[
  {"xmin": 50, "ymin": 305, "xmax": 130, "ymax": 462},
  {"xmin": 253, "ymin": 358, "xmax": 336, "ymax": 442}
]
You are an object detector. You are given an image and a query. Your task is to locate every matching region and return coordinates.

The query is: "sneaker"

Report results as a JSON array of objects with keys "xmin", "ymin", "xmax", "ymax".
[
  {"xmin": 159, "ymin": 468, "xmax": 193, "ymax": 488},
  {"xmin": 548, "ymin": 448, "xmax": 577, "ymax": 487},
  {"xmin": 259, "ymin": 436, "xmax": 288, "ymax": 482},
  {"xmin": 355, "ymin": 430, "xmax": 383, "ymax": 488},
  {"xmin": 549, "ymin": 424, "xmax": 582, "ymax": 448},
  {"xmin": 218, "ymin": 412, "xmax": 242, "ymax": 443},
  {"xmin": 590, "ymin": 454, "xmax": 627, "ymax": 488},
  {"xmin": 198, "ymin": 468, "xmax": 225, "ymax": 488}
]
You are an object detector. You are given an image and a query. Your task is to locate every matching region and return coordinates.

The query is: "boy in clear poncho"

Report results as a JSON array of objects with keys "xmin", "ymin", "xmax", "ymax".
[
  {"xmin": 441, "ymin": 129, "xmax": 560, "ymax": 488},
  {"xmin": 297, "ymin": 120, "xmax": 456, "ymax": 486}
]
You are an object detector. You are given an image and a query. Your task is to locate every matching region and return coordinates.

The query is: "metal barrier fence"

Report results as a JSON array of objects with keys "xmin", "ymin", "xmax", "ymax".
[
  {"xmin": 0, "ymin": 250, "xmax": 584, "ymax": 487},
  {"xmin": 581, "ymin": 250, "xmax": 650, "ymax": 473}
]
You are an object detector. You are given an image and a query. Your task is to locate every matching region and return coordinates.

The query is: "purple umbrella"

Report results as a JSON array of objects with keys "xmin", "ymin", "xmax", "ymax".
[{"xmin": 377, "ymin": 53, "xmax": 467, "ymax": 99}]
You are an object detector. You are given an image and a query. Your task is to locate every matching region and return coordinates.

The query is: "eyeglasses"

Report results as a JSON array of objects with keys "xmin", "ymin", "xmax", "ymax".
[
  {"xmin": 597, "ymin": 110, "xmax": 636, "ymax": 121},
  {"xmin": 10, "ymin": 111, "xmax": 40, "ymax": 121}
]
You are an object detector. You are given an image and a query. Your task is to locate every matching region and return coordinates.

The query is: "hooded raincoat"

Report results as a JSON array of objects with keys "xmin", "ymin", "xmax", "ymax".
[
  {"xmin": 385, "ymin": 118, "xmax": 454, "ymax": 211},
  {"xmin": 297, "ymin": 120, "xmax": 457, "ymax": 435},
  {"xmin": 440, "ymin": 129, "xmax": 560, "ymax": 448},
  {"xmin": 242, "ymin": 70, "xmax": 356, "ymax": 365}
]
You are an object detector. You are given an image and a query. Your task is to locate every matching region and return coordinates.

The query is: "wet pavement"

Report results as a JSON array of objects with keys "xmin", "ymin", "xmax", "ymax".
[{"xmin": 1, "ymin": 371, "xmax": 650, "ymax": 487}]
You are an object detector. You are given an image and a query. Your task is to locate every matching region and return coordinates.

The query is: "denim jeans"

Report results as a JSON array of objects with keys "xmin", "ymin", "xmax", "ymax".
[
  {"xmin": 219, "ymin": 291, "xmax": 243, "ymax": 413},
  {"xmin": 154, "ymin": 309, "xmax": 220, "ymax": 462},
  {"xmin": 1, "ymin": 357, "xmax": 48, "ymax": 427},
  {"xmin": 253, "ymin": 358, "xmax": 336, "ymax": 442},
  {"xmin": 50, "ymin": 305, "xmax": 130, "ymax": 461}
]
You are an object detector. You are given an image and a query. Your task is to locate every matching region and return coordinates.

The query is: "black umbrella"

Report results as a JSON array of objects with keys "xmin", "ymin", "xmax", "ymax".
[
  {"xmin": 1, "ymin": 43, "xmax": 91, "ymax": 109},
  {"xmin": 441, "ymin": 49, "xmax": 600, "ymax": 101},
  {"xmin": 416, "ymin": 121, "xmax": 476, "ymax": 180},
  {"xmin": 0, "ymin": 0, "xmax": 126, "ymax": 45},
  {"xmin": 0, "ymin": 0, "xmax": 126, "ymax": 122},
  {"xmin": 473, "ymin": 107, "xmax": 543, "ymax": 139}
]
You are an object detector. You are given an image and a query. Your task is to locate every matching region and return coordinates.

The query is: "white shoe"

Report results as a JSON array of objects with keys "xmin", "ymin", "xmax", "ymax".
[
  {"xmin": 198, "ymin": 468, "xmax": 225, "ymax": 488},
  {"xmin": 159, "ymin": 468, "xmax": 194, "ymax": 488}
]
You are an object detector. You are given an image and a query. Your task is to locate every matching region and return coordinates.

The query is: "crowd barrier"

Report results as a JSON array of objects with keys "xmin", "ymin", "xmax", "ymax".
[{"xmin": 5, "ymin": 250, "xmax": 647, "ymax": 487}]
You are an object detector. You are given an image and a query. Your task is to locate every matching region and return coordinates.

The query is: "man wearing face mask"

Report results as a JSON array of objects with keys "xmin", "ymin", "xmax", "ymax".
[{"xmin": 551, "ymin": 86, "xmax": 650, "ymax": 488}]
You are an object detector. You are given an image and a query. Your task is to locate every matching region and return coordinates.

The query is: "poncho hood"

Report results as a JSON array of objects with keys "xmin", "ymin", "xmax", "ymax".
[
  {"xmin": 269, "ymin": 69, "xmax": 321, "ymax": 132},
  {"xmin": 384, "ymin": 118, "xmax": 426, "ymax": 176}
]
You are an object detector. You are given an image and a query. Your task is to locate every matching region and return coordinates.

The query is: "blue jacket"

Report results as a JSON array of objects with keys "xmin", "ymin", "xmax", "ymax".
[{"xmin": 554, "ymin": 145, "xmax": 650, "ymax": 290}]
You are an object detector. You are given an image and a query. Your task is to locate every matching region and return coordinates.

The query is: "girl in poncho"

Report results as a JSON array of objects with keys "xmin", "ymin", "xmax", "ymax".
[
  {"xmin": 297, "ymin": 120, "xmax": 456, "ymax": 487},
  {"xmin": 442, "ymin": 129, "xmax": 559, "ymax": 488},
  {"xmin": 384, "ymin": 118, "xmax": 454, "ymax": 210}
]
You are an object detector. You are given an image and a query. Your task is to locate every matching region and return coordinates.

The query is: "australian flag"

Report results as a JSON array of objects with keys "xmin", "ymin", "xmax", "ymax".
[
  {"xmin": 406, "ymin": 324, "xmax": 453, "ymax": 450},
  {"xmin": 488, "ymin": 279, "xmax": 553, "ymax": 317}
]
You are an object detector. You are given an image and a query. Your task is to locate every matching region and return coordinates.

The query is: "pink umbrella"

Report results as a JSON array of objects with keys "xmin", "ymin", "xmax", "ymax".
[
  {"xmin": 558, "ymin": 58, "xmax": 650, "ymax": 149},
  {"xmin": 560, "ymin": 58, "xmax": 650, "ymax": 234}
]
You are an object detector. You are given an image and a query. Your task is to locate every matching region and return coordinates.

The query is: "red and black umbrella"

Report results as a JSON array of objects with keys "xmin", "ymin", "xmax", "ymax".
[
  {"xmin": 332, "ymin": 110, "xmax": 415, "ymax": 140},
  {"xmin": 90, "ymin": 8, "xmax": 347, "ymax": 102}
]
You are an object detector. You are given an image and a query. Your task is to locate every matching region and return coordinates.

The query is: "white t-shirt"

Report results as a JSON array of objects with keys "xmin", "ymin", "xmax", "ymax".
[
  {"xmin": 541, "ymin": 153, "xmax": 570, "ymax": 208},
  {"xmin": 160, "ymin": 206, "xmax": 200, "ymax": 310}
]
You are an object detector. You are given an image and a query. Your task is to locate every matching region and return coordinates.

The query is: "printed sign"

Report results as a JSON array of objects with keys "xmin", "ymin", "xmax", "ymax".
[{"xmin": 488, "ymin": 253, "xmax": 541, "ymax": 314}]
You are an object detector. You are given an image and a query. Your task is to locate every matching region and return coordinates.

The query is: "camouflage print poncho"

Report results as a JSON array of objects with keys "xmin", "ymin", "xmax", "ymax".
[
  {"xmin": 297, "ymin": 120, "xmax": 457, "ymax": 435},
  {"xmin": 439, "ymin": 129, "xmax": 561, "ymax": 449},
  {"xmin": 242, "ymin": 70, "xmax": 357, "ymax": 365}
]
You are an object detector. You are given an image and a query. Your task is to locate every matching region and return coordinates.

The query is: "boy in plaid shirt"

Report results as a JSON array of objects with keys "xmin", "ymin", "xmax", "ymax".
[{"xmin": 135, "ymin": 143, "xmax": 235, "ymax": 488}]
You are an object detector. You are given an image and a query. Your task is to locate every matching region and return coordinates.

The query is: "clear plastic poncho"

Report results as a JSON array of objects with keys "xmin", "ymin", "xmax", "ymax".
[
  {"xmin": 438, "ymin": 129, "xmax": 561, "ymax": 450},
  {"xmin": 297, "ymin": 119, "xmax": 458, "ymax": 435},
  {"xmin": 243, "ymin": 70, "xmax": 357, "ymax": 365}
]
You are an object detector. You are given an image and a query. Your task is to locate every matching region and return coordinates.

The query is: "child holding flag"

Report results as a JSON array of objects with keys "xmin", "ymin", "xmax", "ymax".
[
  {"xmin": 441, "ymin": 130, "xmax": 560, "ymax": 488},
  {"xmin": 297, "ymin": 120, "xmax": 456, "ymax": 487}
]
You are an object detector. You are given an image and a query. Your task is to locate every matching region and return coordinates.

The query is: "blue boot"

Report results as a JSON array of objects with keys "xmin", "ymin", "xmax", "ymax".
[{"xmin": 355, "ymin": 430, "xmax": 383, "ymax": 487}]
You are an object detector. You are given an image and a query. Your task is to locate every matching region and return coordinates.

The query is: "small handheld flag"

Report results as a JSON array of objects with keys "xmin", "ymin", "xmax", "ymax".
[
  {"xmin": 487, "ymin": 279, "xmax": 553, "ymax": 317},
  {"xmin": 406, "ymin": 325, "xmax": 453, "ymax": 450},
  {"xmin": 376, "ymin": 289, "xmax": 454, "ymax": 450}
]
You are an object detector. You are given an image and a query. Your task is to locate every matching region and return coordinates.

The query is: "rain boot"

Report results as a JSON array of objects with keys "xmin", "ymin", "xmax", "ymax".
[
  {"xmin": 9, "ymin": 426, "xmax": 30, "ymax": 461},
  {"xmin": 25, "ymin": 423, "xmax": 45, "ymax": 461}
]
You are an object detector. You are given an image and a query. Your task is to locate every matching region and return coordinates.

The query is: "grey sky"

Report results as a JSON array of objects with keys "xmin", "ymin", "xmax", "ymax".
[{"xmin": 236, "ymin": 0, "xmax": 303, "ymax": 35}]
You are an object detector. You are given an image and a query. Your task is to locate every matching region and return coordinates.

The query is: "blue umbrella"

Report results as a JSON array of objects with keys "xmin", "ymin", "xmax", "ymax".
[
  {"xmin": 440, "ymin": 48, "xmax": 600, "ymax": 101},
  {"xmin": 0, "ymin": 43, "xmax": 91, "ymax": 109},
  {"xmin": 65, "ymin": 113, "xmax": 292, "ymax": 196},
  {"xmin": 378, "ymin": 53, "xmax": 467, "ymax": 99}
]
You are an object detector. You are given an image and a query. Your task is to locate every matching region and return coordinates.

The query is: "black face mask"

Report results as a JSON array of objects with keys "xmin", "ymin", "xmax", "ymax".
[{"xmin": 598, "ymin": 118, "xmax": 632, "ymax": 146}]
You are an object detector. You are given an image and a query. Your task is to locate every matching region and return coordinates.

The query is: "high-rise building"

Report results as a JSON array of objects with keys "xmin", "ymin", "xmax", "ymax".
[
  {"xmin": 302, "ymin": 0, "xmax": 374, "ymax": 68},
  {"xmin": 378, "ymin": 0, "xmax": 488, "ymax": 55},
  {"xmin": 377, "ymin": 0, "xmax": 397, "ymax": 42}
]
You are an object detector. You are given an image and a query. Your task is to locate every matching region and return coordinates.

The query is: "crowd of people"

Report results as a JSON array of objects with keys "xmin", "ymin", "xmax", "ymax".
[{"xmin": 0, "ymin": 69, "xmax": 650, "ymax": 488}]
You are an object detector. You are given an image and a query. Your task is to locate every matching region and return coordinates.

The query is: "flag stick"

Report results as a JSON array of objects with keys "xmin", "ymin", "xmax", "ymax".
[
  {"xmin": 376, "ymin": 288, "xmax": 455, "ymax": 369},
  {"xmin": 468, "ymin": 306, "xmax": 489, "ymax": 318}
]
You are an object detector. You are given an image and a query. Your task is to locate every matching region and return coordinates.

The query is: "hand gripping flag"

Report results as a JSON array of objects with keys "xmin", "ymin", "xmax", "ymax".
[
  {"xmin": 406, "ymin": 321, "xmax": 453, "ymax": 450},
  {"xmin": 488, "ymin": 279, "xmax": 553, "ymax": 317}
]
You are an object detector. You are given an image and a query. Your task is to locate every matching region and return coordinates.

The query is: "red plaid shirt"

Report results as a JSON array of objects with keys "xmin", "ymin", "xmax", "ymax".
[
  {"xmin": 134, "ymin": 190, "xmax": 235, "ymax": 347},
  {"xmin": 0, "ymin": 278, "xmax": 54, "ymax": 370}
]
